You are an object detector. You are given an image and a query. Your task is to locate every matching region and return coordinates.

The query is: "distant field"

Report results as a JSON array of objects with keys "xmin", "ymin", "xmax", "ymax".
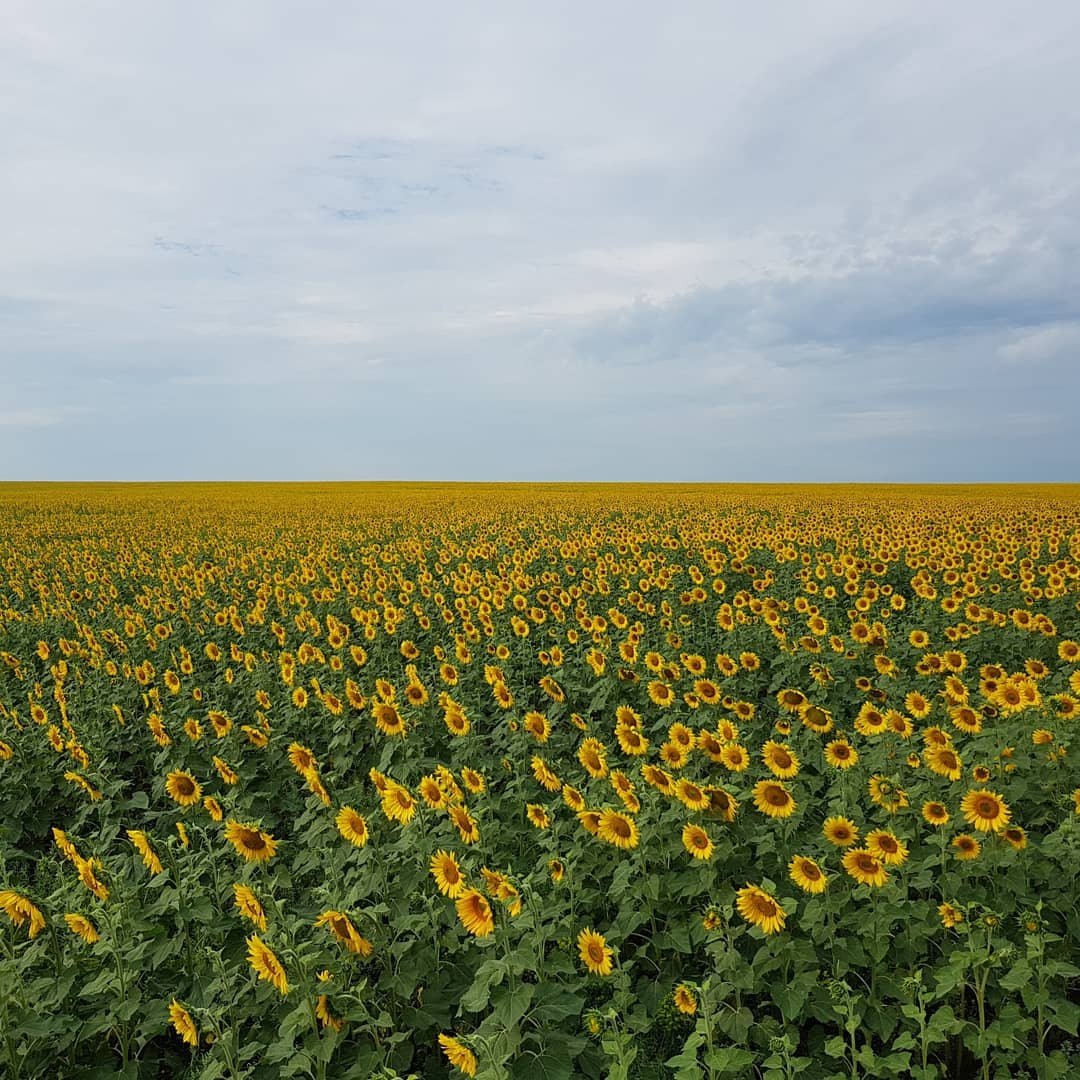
[{"xmin": 1, "ymin": 483, "xmax": 1079, "ymax": 1079}]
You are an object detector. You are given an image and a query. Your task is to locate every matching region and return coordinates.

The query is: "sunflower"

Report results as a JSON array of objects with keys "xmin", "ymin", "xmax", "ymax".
[
  {"xmin": 905, "ymin": 692, "xmax": 932, "ymax": 719},
  {"xmin": 952, "ymin": 834, "xmax": 981, "ymax": 860},
  {"xmin": 641, "ymin": 764, "xmax": 676, "ymax": 796},
  {"xmin": 336, "ymin": 806, "xmax": 369, "ymax": 848},
  {"xmin": 127, "ymin": 830, "xmax": 163, "ymax": 876},
  {"xmin": 785, "ymin": 855, "xmax": 825, "ymax": 893},
  {"xmin": 1001, "ymin": 825, "xmax": 1027, "ymax": 850},
  {"xmin": 315, "ymin": 910, "xmax": 373, "ymax": 956},
  {"xmin": 461, "ymin": 767, "xmax": 486, "ymax": 793},
  {"xmin": 0, "ymin": 891, "xmax": 46, "ymax": 939},
  {"xmin": 800, "ymin": 704, "xmax": 834, "ymax": 733},
  {"xmin": 720, "ymin": 743, "xmax": 750, "ymax": 772},
  {"xmin": 705, "ymin": 786, "xmax": 738, "ymax": 822},
  {"xmin": 373, "ymin": 702, "xmax": 406, "ymax": 737},
  {"xmin": 866, "ymin": 829, "xmax": 908, "ymax": 866},
  {"xmin": 735, "ymin": 885, "xmax": 786, "ymax": 934},
  {"xmin": 842, "ymin": 849, "xmax": 889, "ymax": 888},
  {"xmin": 74, "ymin": 857, "xmax": 109, "ymax": 901},
  {"xmin": 382, "ymin": 784, "xmax": 417, "ymax": 825},
  {"xmin": 165, "ymin": 770, "xmax": 202, "ymax": 807},
  {"xmin": 776, "ymin": 688, "xmax": 807, "ymax": 713},
  {"xmin": 211, "ymin": 756, "xmax": 238, "ymax": 785},
  {"xmin": 681, "ymin": 823, "xmax": 714, "ymax": 860},
  {"xmin": 922, "ymin": 801, "xmax": 950, "ymax": 827},
  {"xmin": 577, "ymin": 738, "xmax": 608, "ymax": 779},
  {"xmin": 753, "ymin": 780, "xmax": 796, "ymax": 819},
  {"xmin": 64, "ymin": 913, "xmax": 99, "ymax": 943},
  {"xmin": 531, "ymin": 756, "xmax": 562, "ymax": 792},
  {"xmin": 868, "ymin": 774, "xmax": 909, "ymax": 812},
  {"xmin": 938, "ymin": 902, "xmax": 964, "ymax": 929},
  {"xmin": 675, "ymin": 778, "xmax": 710, "ymax": 812},
  {"xmin": 419, "ymin": 775, "xmax": 447, "ymax": 809},
  {"xmin": 224, "ymin": 821, "xmax": 278, "ymax": 863},
  {"xmin": 960, "ymin": 789, "xmax": 1011, "ymax": 833},
  {"xmin": 526, "ymin": 804, "xmax": 551, "ymax": 830},
  {"xmin": 169, "ymin": 999, "xmax": 199, "ymax": 1048},
  {"xmin": 762, "ymin": 741, "xmax": 800, "ymax": 779},
  {"xmin": 316, "ymin": 994, "xmax": 344, "ymax": 1032},
  {"xmin": 438, "ymin": 1033, "xmax": 478, "ymax": 1077},
  {"xmin": 659, "ymin": 741, "xmax": 690, "ymax": 769},
  {"xmin": 448, "ymin": 805, "xmax": 480, "ymax": 844},
  {"xmin": 673, "ymin": 984, "xmax": 698, "ymax": 1015},
  {"xmin": 597, "ymin": 810, "xmax": 640, "ymax": 850},
  {"xmin": 824, "ymin": 740, "xmax": 858, "ymax": 770},
  {"xmin": 456, "ymin": 890, "xmax": 494, "ymax": 937},
  {"xmin": 925, "ymin": 746, "xmax": 963, "ymax": 782},
  {"xmin": 246, "ymin": 934, "xmax": 289, "ymax": 994},
  {"xmin": 615, "ymin": 725, "xmax": 649, "ymax": 756},
  {"xmin": 577, "ymin": 927, "xmax": 614, "ymax": 975},
  {"xmin": 287, "ymin": 743, "xmax": 317, "ymax": 775},
  {"xmin": 562, "ymin": 784, "xmax": 586, "ymax": 812},
  {"xmin": 233, "ymin": 884, "xmax": 267, "ymax": 930}
]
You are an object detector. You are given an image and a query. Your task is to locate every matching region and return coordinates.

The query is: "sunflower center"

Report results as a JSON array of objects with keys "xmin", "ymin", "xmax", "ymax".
[
  {"xmin": 765, "ymin": 786, "xmax": 788, "ymax": 806},
  {"xmin": 242, "ymin": 830, "xmax": 265, "ymax": 851},
  {"xmin": 976, "ymin": 798, "xmax": 997, "ymax": 817},
  {"xmin": 611, "ymin": 817, "xmax": 631, "ymax": 838},
  {"xmin": 751, "ymin": 895, "xmax": 777, "ymax": 917}
]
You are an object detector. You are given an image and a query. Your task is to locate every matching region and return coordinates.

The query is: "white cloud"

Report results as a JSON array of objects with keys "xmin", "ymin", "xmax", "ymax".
[{"xmin": 1, "ymin": 1, "xmax": 1079, "ymax": 478}]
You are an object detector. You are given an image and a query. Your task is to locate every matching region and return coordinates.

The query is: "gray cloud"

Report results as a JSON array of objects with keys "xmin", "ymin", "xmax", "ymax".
[{"xmin": 1, "ymin": 1, "xmax": 1079, "ymax": 479}]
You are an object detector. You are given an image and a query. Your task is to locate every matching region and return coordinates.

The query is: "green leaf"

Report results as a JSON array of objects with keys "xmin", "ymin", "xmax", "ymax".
[
  {"xmin": 490, "ymin": 982, "xmax": 534, "ymax": 1028},
  {"xmin": 998, "ymin": 958, "xmax": 1033, "ymax": 991},
  {"xmin": 704, "ymin": 1047, "xmax": 755, "ymax": 1074},
  {"xmin": 460, "ymin": 958, "xmax": 507, "ymax": 1013},
  {"xmin": 824, "ymin": 1036, "xmax": 847, "ymax": 1059}
]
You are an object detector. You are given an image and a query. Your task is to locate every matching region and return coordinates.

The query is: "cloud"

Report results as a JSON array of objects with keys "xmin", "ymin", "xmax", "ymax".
[
  {"xmin": 1, "ymin": 1, "xmax": 1079, "ymax": 479},
  {"xmin": 0, "ymin": 406, "xmax": 89, "ymax": 429}
]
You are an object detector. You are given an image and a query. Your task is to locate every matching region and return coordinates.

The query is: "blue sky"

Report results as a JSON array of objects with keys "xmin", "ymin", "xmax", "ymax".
[{"xmin": 2, "ymin": 2, "xmax": 1079, "ymax": 481}]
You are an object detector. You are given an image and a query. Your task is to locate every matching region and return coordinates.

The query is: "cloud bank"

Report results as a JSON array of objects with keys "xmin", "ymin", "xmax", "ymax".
[{"xmin": 2, "ymin": 1, "xmax": 1078, "ymax": 480}]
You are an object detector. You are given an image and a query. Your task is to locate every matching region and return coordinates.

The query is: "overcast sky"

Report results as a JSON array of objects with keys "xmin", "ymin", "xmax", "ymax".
[{"xmin": 2, "ymin": 2, "xmax": 1079, "ymax": 481}]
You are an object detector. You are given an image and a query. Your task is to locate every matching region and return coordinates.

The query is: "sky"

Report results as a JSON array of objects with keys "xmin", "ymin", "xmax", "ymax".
[{"xmin": 2, "ymin": 1, "xmax": 1079, "ymax": 481}]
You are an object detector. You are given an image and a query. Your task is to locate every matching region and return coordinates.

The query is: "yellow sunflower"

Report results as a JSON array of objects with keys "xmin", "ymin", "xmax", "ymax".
[
  {"xmin": 246, "ymin": 934, "xmax": 288, "ymax": 994},
  {"xmin": 824, "ymin": 740, "xmax": 858, "ymax": 770},
  {"xmin": 315, "ymin": 910, "xmax": 373, "ymax": 956},
  {"xmin": 865, "ymin": 829, "xmax": 908, "ymax": 866},
  {"xmin": 762, "ymin": 741, "xmax": 800, "ymax": 779},
  {"xmin": 165, "ymin": 770, "xmax": 202, "ymax": 807},
  {"xmin": 681, "ymin": 823, "xmax": 714, "ymax": 860},
  {"xmin": 953, "ymin": 834, "xmax": 981, "ymax": 860},
  {"xmin": 224, "ymin": 821, "xmax": 277, "ymax": 863},
  {"xmin": 63, "ymin": 913, "xmax": 99, "ymax": 943},
  {"xmin": 752, "ymin": 780, "xmax": 796, "ymax": 819},
  {"xmin": 735, "ymin": 884, "xmax": 786, "ymax": 934},
  {"xmin": 438, "ymin": 1033, "xmax": 478, "ymax": 1077},
  {"xmin": 577, "ymin": 927, "xmax": 614, "ymax": 975},
  {"xmin": 336, "ymin": 806, "xmax": 369, "ymax": 848},
  {"xmin": 169, "ymin": 999, "xmax": 198, "ymax": 1048},
  {"xmin": 960, "ymin": 789, "xmax": 1011, "ymax": 832},
  {"xmin": 842, "ymin": 848, "xmax": 888, "ymax": 888},
  {"xmin": 789, "ymin": 855, "xmax": 827, "ymax": 894},
  {"xmin": 456, "ymin": 890, "xmax": 494, "ymax": 937},
  {"xmin": 597, "ymin": 810, "xmax": 640, "ymax": 850}
]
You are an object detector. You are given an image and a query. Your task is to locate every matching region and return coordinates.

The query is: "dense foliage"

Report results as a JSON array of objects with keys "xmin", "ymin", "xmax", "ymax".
[{"xmin": 1, "ymin": 482, "xmax": 1079, "ymax": 1079}]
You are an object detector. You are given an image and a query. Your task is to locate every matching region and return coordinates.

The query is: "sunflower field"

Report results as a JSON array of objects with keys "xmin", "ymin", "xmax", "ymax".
[{"xmin": 2, "ymin": 482, "xmax": 1080, "ymax": 1080}]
